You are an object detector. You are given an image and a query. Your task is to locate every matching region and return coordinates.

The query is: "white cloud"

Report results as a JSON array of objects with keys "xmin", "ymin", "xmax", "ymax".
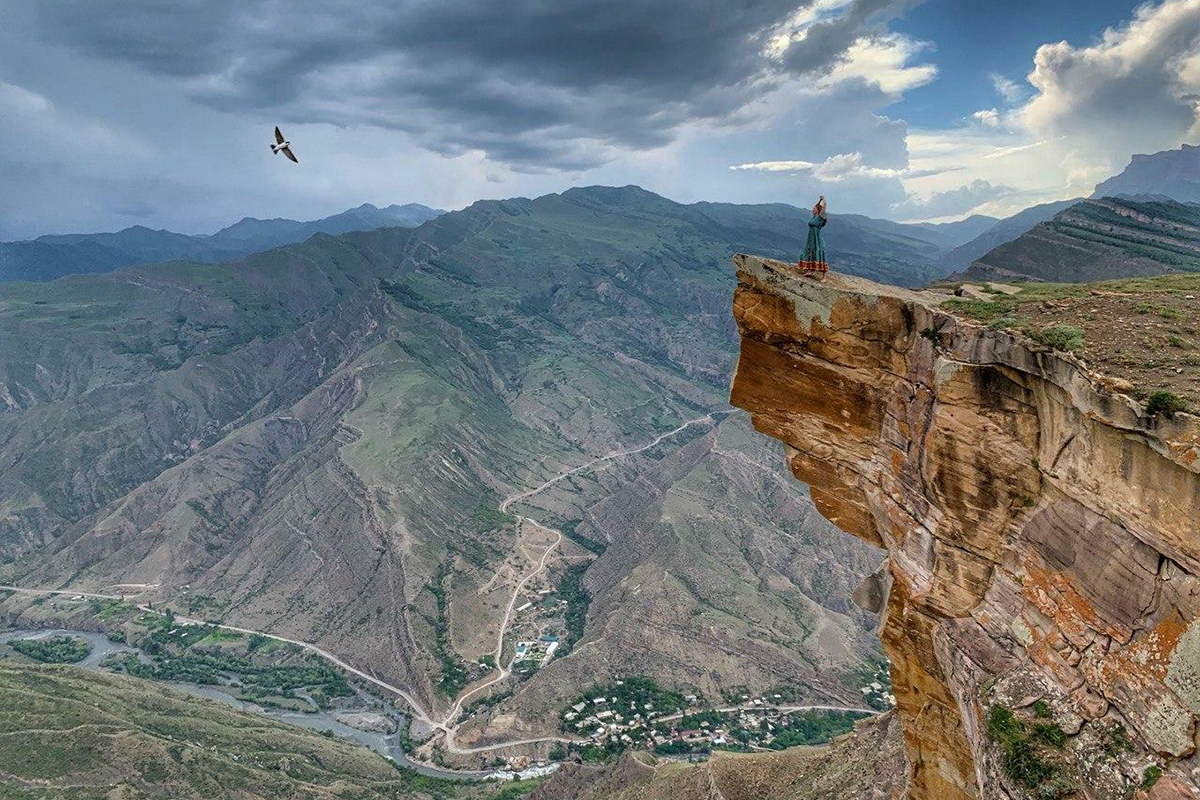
[
  {"xmin": 730, "ymin": 150, "xmax": 949, "ymax": 182},
  {"xmin": 990, "ymin": 73, "xmax": 1025, "ymax": 104},
  {"xmin": 821, "ymin": 34, "xmax": 938, "ymax": 95},
  {"xmin": 1020, "ymin": 0, "xmax": 1200, "ymax": 193},
  {"xmin": 0, "ymin": 80, "xmax": 147, "ymax": 159},
  {"xmin": 888, "ymin": 178, "xmax": 1015, "ymax": 220},
  {"xmin": 878, "ymin": 0, "xmax": 1200, "ymax": 219},
  {"xmin": 972, "ymin": 109, "xmax": 1002, "ymax": 128}
]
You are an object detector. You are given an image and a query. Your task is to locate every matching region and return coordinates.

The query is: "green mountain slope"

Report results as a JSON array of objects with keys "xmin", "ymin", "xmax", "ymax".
[
  {"xmin": 938, "ymin": 199, "xmax": 1079, "ymax": 274},
  {"xmin": 0, "ymin": 662, "xmax": 490, "ymax": 800},
  {"xmin": 959, "ymin": 196, "xmax": 1200, "ymax": 282},
  {"xmin": 0, "ymin": 186, "xmax": 884, "ymax": 763}
]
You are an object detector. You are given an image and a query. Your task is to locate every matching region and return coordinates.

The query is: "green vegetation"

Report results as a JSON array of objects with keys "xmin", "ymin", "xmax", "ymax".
[
  {"xmin": 919, "ymin": 327, "xmax": 943, "ymax": 345},
  {"xmin": 942, "ymin": 298, "xmax": 1014, "ymax": 322},
  {"xmin": 1146, "ymin": 390, "xmax": 1189, "ymax": 417},
  {"xmin": 557, "ymin": 563, "xmax": 591, "ymax": 655},
  {"xmin": 1099, "ymin": 722, "xmax": 1132, "ymax": 757},
  {"xmin": 103, "ymin": 650, "xmax": 352, "ymax": 705},
  {"xmin": 468, "ymin": 503, "xmax": 516, "ymax": 534},
  {"xmin": 0, "ymin": 662, "xmax": 489, "ymax": 799},
  {"xmin": 1142, "ymin": 765, "xmax": 1163, "ymax": 791},
  {"xmin": 558, "ymin": 519, "xmax": 606, "ymax": 555},
  {"xmin": 90, "ymin": 598, "xmax": 138, "ymax": 622},
  {"xmin": 100, "ymin": 613, "xmax": 352, "ymax": 711},
  {"xmin": 650, "ymin": 708, "xmax": 866, "ymax": 756},
  {"xmin": 460, "ymin": 689, "xmax": 513, "ymax": 720},
  {"xmin": 1028, "ymin": 324, "xmax": 1085, "ymax": 353},
  {"xmin": 428, "ymin": 561, "xmax": 469, "ymax": 697},
  {"xmin": 766, "ymin": 709, "xmax": 867, "ymax": 750},
  {"xmin": 561, "ymin": 677, "xmax": 687, "ymax": 730},
  {"xmin": 986, "ymin": 705, "xmax": 1072, "ymax": 799},
  {"xmin": 9, "ymin": 635, "xmax": 91, "ymax": 664},
  {"xmin": 487, "ymin": 778, "xmax": 544, "ymax": 799}
]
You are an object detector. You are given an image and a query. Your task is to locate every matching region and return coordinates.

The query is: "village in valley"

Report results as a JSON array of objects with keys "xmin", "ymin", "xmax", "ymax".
[{"xmin": 555, "ymin": 668, "xmax": 896, "ymax": 762}]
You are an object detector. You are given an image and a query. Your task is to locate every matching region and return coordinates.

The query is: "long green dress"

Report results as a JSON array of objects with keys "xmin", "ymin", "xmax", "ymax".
[{"xmin": 799, "ymin": 212, "xmax": 828, "ymax": 274}]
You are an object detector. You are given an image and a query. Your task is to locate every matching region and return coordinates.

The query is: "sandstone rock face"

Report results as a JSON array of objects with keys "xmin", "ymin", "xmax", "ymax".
[{"xmin": 729, "ymin": 254, "xmax": 1200, "ymax": 800}]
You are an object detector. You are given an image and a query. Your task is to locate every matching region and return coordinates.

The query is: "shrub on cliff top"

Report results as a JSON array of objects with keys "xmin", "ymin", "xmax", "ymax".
[
  {"xmin": 1145, "ymin": 390, "xmax": 1189, "ymax": 418},
  {"xmin": 1028, "ymin": 324, "xmax": 1085, "ymax": 353}
]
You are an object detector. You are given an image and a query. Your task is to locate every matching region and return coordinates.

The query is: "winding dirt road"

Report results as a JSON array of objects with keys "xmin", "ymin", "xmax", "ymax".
[{"xmin": 0, "ymin": 410, "xmax": 725, "ymax": 762}]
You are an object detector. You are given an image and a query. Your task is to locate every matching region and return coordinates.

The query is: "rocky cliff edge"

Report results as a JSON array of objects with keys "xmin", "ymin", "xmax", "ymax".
[{"xmin": 729, "ymin": 253, "xmax": 1200, "ymax": 800}]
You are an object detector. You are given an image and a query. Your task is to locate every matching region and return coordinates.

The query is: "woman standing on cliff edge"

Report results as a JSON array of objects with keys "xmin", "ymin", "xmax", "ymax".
[{"xmin": 799, "ymin": 196, "xmax": 828, "ymax": 279}]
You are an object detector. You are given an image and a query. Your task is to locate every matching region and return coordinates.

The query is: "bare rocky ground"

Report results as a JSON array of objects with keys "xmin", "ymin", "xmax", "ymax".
[
  {"xmin": 941, "ymin": 273, "xmax": 1200, "ymax": 406},
  {"xmin": 732, "ymin": 254, "xmax": 1200, "ymax": 800}
]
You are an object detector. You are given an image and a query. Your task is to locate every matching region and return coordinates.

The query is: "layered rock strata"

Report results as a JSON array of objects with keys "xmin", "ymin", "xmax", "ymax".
[{"xmin": 729, "ymin": 254, "xmax": 1200, "ymax": 800}]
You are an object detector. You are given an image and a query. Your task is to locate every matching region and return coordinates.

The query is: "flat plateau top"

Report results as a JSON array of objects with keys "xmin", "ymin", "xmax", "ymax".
[{"xmin": 736, "ymin": 253, "xmax": 1200, "ymax": 410}]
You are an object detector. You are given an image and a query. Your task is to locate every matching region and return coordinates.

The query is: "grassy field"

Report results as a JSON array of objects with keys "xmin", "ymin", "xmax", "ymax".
[
  {"xmin": 942, "ymin": 274, "xmax": 1200, "ymax": 409},
  {"xmin": 0, "ymin": 662, "xmax": 536, "ymax": 800}
]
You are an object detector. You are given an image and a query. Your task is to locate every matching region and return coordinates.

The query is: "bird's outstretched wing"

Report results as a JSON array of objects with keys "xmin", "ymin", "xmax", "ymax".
[
  {"xmin": 281, "ymin": 146, "xmax": 298, "ymax": 163},
  {"xmin": 275, "ymin": 126, "xmax": 286, "ymax": 144}
]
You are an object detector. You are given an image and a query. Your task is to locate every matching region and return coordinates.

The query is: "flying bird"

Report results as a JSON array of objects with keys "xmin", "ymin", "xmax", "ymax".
[{"xmin": 270, "ymin": 126, "xmax": 298, "ymax": 163}]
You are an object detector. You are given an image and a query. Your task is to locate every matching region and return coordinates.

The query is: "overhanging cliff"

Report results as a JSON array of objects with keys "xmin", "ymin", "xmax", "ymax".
[{"xmin": 729, "ymin": 254, "xmax": 1200, "ymax": 800}]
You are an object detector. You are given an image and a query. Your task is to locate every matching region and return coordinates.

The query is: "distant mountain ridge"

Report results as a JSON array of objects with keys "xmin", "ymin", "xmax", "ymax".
[
  {"xmin": 958, "ymin": 196, "xmax": 1200, "ymax": 282},
  {"xmin": 912, "ymin": 214, "xmax": 1000, "ymax": 248},
  {"xmin": 0, "ymin": 202, "xmax": 444, "ymax": 283},
  {"xmin": 937, "ymin": 199, "xmax": 1080, "ymax": 274},
  {"xmin": 1093, "ymin": 143, "xmax": 1200, "ymax": 203},
  {"xmin": 3, "ymin": 192, "xmax": 972, "ymax": 288}
]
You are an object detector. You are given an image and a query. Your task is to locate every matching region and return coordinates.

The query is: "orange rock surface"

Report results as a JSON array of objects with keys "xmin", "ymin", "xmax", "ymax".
[{"xmin": 729, "ymin": 254, "xmax": 1200, "ymax": 800}]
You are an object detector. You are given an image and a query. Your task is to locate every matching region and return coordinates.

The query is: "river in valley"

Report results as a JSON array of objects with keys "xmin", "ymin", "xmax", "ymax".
[{"xmin": 0, "ymin": 628, "xmax": 551, "ymax": 783}]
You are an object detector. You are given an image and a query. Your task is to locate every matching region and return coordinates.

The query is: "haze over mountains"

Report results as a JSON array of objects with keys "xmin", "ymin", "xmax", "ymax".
[
  {"xmin": 0, "ymin": 185, "xmax": 894, "ymax": 761},
  {"xmin": 5, "ymin": 137, "xmax": 1200, "ymax": 792},
  {"xmin": 0, "ymin": 203, "xmax": 443, "ymax": 283},
  {"xmin": 1093, "ymin": 143, "xmax": 1200, "ymax": 204}
]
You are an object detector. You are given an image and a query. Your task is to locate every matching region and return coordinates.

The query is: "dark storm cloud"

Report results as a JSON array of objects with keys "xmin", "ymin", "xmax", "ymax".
[
  {"xmin": 32, "ymin": 0, "xmax": 909, "ymax": 170},
  {"xmin": 780, "ymin": 0, "xmax": 901, "ymax": 73}
]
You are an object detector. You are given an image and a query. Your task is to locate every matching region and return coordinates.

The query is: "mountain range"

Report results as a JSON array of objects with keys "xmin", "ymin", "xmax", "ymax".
[
  {"xmin": 5, "ymin": 139, "xmax": 1200, "ymax": 791},
  {"xmin": 957, "ymin": 195, "xmax": 1200, "ymax": 282},
  {"xmin": 0, "ymin": 185, "xmax": 894, "ymax": 767},
  {"xmin": 0, "ymin": 203, "xmax": 444, "ymax": 283},
  {"xmin": 936, "ymin": 199, "xmax": 1080, "ymax": 274},
  {"xmin": 1093, "ymin": 142, "xmax": 1200, "ymax": 204}
]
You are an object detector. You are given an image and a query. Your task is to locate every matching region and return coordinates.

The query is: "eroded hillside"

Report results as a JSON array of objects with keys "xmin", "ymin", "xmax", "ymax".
[
  {"xmin": 961, "ymin": 197, "xmax": 1200, "ymax": 283},
  {"xmin": 729, "ymin": 254, "xmax": 1200, "ymax": 799},
  {"xmin": 0, "ymin": 189, "xmax": 889, "ymax": 762}
]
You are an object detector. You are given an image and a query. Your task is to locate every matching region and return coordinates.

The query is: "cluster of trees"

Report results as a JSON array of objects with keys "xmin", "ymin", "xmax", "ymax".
[
  {"xmin": 103, "ymin": 649, "xmax": 353, "ymax": 705},
  {"xmin": 557, "ymin": 564, "xmax": 590, "ymax": 656},
  {"xmin": 11, "ymin": 636, "xmax": 91, "ymax": 664},
  {"xmin": 427, "ymin": 561, "xmax": 469, "ymax": 696},
  {"xmin": 766, "ymin": 709, "xmax": 866, "ymax": 750}
]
